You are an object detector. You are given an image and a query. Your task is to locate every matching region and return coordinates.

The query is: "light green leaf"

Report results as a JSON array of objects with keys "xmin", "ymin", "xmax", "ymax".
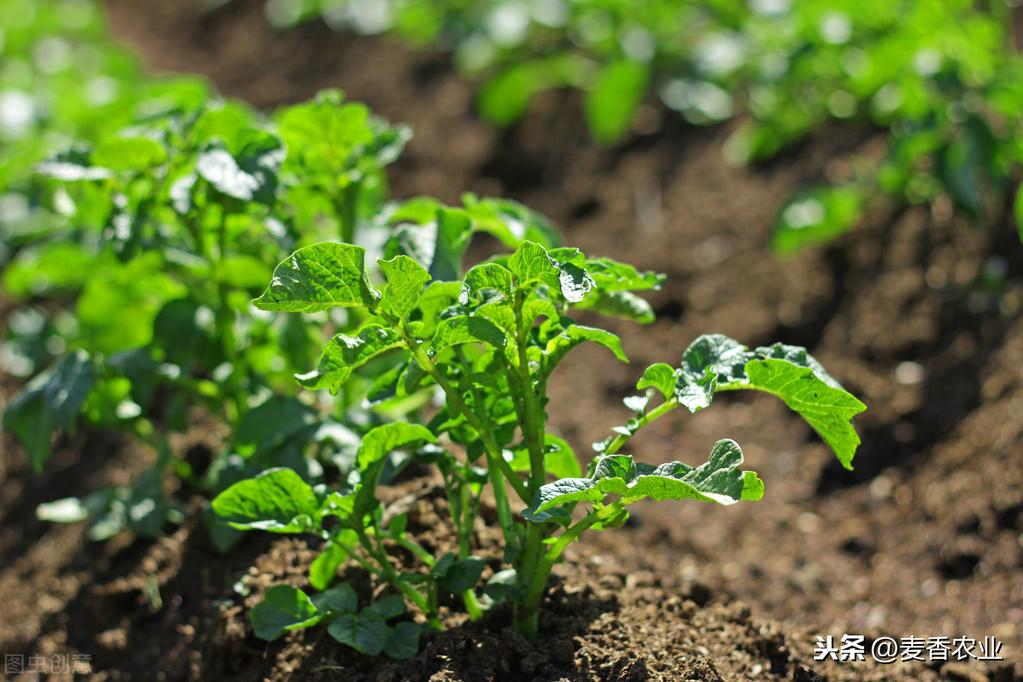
[
  {"xmin": 585, "ymin": 258, "xmax": 664, "ymax": 292},
  {"xmin": 253, "ymin": 242, "xmax": 380, "ymax": 312},
  {"xmin": 509, "ymin": 241, "xmax": 592, "ymax": 302},
  {"xmin": 737, "ymin": 359, "xmax": 865, "ymax": 470},
  {"xmin": 92, "ymin": 136, "xmax": 167, "ymax": 171},
  {"xmin": 379, "ymin": 255, "xmax": 431, "ymax": 321},
  {"xmin": 356, "ymin": 423, "xmax": 437, "ymax": 470},
  {"xmin": 525, "ymin": 440, "xmax": 762, "ymax": 522},
  {"xmin": 585, "ymin": 60, "xmax": 650, "ymax": 145},
  {"xmin": 298, "ymin": 325, "xmax": 404, "ymax": 393},
  {"xmin": 676, "ymin": 334, "xmax": 751, "ymax": 411},
  {"xmin": 251, "ymin": 585, "xmax": 321, "ymax": 640},
  {"xmin": 459, "ymin": 262, "xmax": 514, "ymax": 305},
  {"xmin": 674, "ymin": 335, "xmax": 866, "ymax": 469},
  {"xmin": 211, "ymin": 468, "xmax": 319, "ymax": 533},
  {"xmin": 4, "ymin": 351, "xmax": 95, "ymax": 471},
  {"xmin": 328, "ymin": 613, "xmax": 389, "ymax": 656},
  {"xmin": 577, "ymin": 289, "xmax": 655, "ymax": 323},
  {"xmin": 773, "ymin": 186, "xmax": 864, "ymax": 255},
  {"xmin": 309, "ymin": 539, "xmax": 350, "ymax": 591},
  {"xmin": 542, "ymin": 324, "xmax": 627, "ymax": 380},
  {"xmin": 430, "ymin": 314, "xmax": 507, "ymax": 354},
  {"xmin": 637, "ymin": 363, "xmax": 677, "ymax": 399}
]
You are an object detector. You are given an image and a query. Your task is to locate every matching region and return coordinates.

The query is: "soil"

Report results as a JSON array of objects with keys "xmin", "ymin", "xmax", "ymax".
[{"xmin": 2, "ymin": 0, "xmax": 1023, "ymax": 679}]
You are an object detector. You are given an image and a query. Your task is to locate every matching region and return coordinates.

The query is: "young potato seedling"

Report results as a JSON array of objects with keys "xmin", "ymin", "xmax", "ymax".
[{"xmin": 214, "ymin": 231, "xmax": 866, "ymax": 655}]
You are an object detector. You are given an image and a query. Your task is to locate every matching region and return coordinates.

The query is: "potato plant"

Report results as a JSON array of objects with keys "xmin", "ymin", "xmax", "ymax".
[
  {"xmin": 2, "ymin": 89, "xmax": 411, "ymax": 542},
  {"xmin": 257, "ymin": 0, "xmax": 1023, "ymax": 250},
  {"xmin": 212, "ymin": 234, "xmax": 866, "ymax": 654}
]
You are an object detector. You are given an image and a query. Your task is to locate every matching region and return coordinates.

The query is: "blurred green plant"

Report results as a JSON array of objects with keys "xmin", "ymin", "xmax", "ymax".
[{"xmin": 255, "ymin": 0, "xmax": 1023, "ymax": 250}]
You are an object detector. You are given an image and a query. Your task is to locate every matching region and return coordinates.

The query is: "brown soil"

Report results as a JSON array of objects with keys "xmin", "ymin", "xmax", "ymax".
[{"xmin": 2, "ymin": 0, "xmax": 1023, "ymax": 679}]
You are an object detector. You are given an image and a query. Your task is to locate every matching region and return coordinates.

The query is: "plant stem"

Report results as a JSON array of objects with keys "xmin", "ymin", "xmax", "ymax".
[
  {"xmin": 514, "ymin": 503, "xmax": 624, "ymax": 638},
  {"xmin": 462, "ymin": 589, "xmax": 484, "ymax": 620},
  {"xmin": 513, "ymin": 294, "xmax": 546, "ymax": 495},
  {"xmin": 335, "ymin": 182, "xmax": 360, "ymax": 244},
  {"xmin": 357, "ymin": 528, "xmax": 440, "ymax": 628},
  {"xmin": 395, "ymin": 536, "xmax": 435, "ymax": 567},
  {"xmin": 398, "ymin": 325, "xmax": 529, "ymax": 502},
  {"xmin": 602, "ymin": 398, "xmax": 680, "ymax": 456}
]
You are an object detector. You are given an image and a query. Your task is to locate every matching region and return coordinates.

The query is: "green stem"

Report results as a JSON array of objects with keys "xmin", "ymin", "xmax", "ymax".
[
  {"xmin": 336, "ymin": 182, "xmax": 360, "ymax": 244},
  {"xmin": 395, "ymin": 536, "xmax": 435, "ymax": 567},
  {"xmin": 514, "ymin": 503, "xmax": 624, "ymax": 638},
  {"xmin": 462, "ymin": 589, "xmax": 484, "ymax": 621},
  {"xmin": 399, "ymin": 325, "xmax": 529, "ymax": 502},
  {"xmin": 213, "ymin": 209, "xmax": 246, "ymax": 421},
  {"xmin": 602, "ymin": 398, "xmax": 680, "ymax": 456},
  {"xmin": 357, "ymin": 529, "xmax": 439, "ymax": 627},
  {"xmin": 513, "ymin": 295, "xmax": 546, "ymax": 496}
]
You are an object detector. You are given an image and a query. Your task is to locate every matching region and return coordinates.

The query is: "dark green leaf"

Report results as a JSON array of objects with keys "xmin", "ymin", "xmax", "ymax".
[
  {"xmin": 251, "ymin": 585, "xmax": 321, "ymax": 640},
  {"xmin": 328, "ymin": 613, "xmax": 388, "ymax": 656},
  {"xmin": 383, "ymin": 622, "xmax": 421, "ymax": 660},
  {"xmin": 312, "ymin": 583, "xmax": 358, "ymax": 614},
  {"xmin": 4, "ymin": 351, "xmax": 95, "ymax": 471}
]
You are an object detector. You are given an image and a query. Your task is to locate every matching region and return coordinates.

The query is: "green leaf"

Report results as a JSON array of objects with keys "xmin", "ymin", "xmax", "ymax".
[
  {"xmin": 738, "ymin": 359, "xmax": 865, "ymax": 470},
  {"xmin": 36, "ymin": 149, "xmax": 113, "ymax": 181},
  {"xmin": 478, "ymin": 62, "xmax": 549, "ymax": 127},
  {"xmin": 676, "ymin": 334, "xmax": 751, "ymax": 411},
  {"xmin": 577, "ymin": 289, "xmax": 655, "ymax": 323},
  {"xmin": 509, "ymin": 241, "xmax": 591, "ymax": 302},
  {"xmin": 585, "ymin": 60, "xmax": 650, "ymax": 145},
  {"xmin": 674, "ymin": 335, "xmax": 866, "ymax": 469},
  {"xmin": 430, "ymin": 314, "xmax": 507, "ymax": 354},
  {"xmin": 251, "ymin": 585, "xmax": 321, "ymax": 640},
  {"xmin": 235, "ymin": 396, "xmax": 316, "ymax": 457},
  {"xmin": 4, "ymin": 351, "xmax": 95, "ymax": 471},
  {"xmin": 431, "ymin": 554, "xmax": 486, "ymax": 593},
  {"xmin": 328, "ymin": 613, "xmax": 388, "ymax": 656},
  {"xmin": 299, "ymin": 325, "xmax": 404, "ymax": 393},
  {"xmin": 211, "ymin": 468, "xmax": 319, "ymax": 533},
  {"xmin": 773, "ymin": 186, "xmax": 864, "ymax": 255},
  {"xmin": 542, "ymin": 324, "xmax": 628, "ymax": 379},
  {"xmin": 36, "ymin": 497, "xmax": 90, "ymax": 524},
  {"xmin": 459, "ymin": 262, "xmax": 515, "ymax": 305},
  {"xmin": 275, "ymin": 91, "xmax": 375, "ymax": 180},
  {"xmin": 356, "ymin": 423, "xmax": 437, "ymax": 470},
  {"xmin": 525, "ymin": 440, "xmax": 762, "ymax": 522},
  {"xmin": 584, "ymin": 258, "xmax": 664, "ymax": 292},
  {"xmin": 637, "ymin": 363, "xmax": 677, "ymax": 399},
  {"xmin": 379, "ymin": 255, "xmax": 432, "ymax": 321},
  {"xmin": 91, "ymin": 136, "xmax": 167, "ymax": 171},
  {"xmin": 312, "ymin": 583, "xmax": 358, "ymax": 615},
  {"xmin": 309, "ymin": 540, "xmax": 349, "ymax": 591},
  {"xmin": 197, "ymin": 136, "xmax": 282, "ymax": 204},
  {"xmin": 253, "ymin": 242, "xmax": 380, "ymax": 313},
  {"xmin": 461, "ymin": 195, "xmax": 561, "ymax": 249},
  {"xmin": 1015, "ymin": 184, "xmax": 1023, "ymax": 244},
  {"xmin": 364, "ymin": 594, "xmax": 406, "ymax": 620},
  {"xmin": 544, "ymin": 434, "xmax": 581, "ymax": 479},
  {"xmin": 383, "ymin": 622, "xmax": 422, "ymax": 660}
]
